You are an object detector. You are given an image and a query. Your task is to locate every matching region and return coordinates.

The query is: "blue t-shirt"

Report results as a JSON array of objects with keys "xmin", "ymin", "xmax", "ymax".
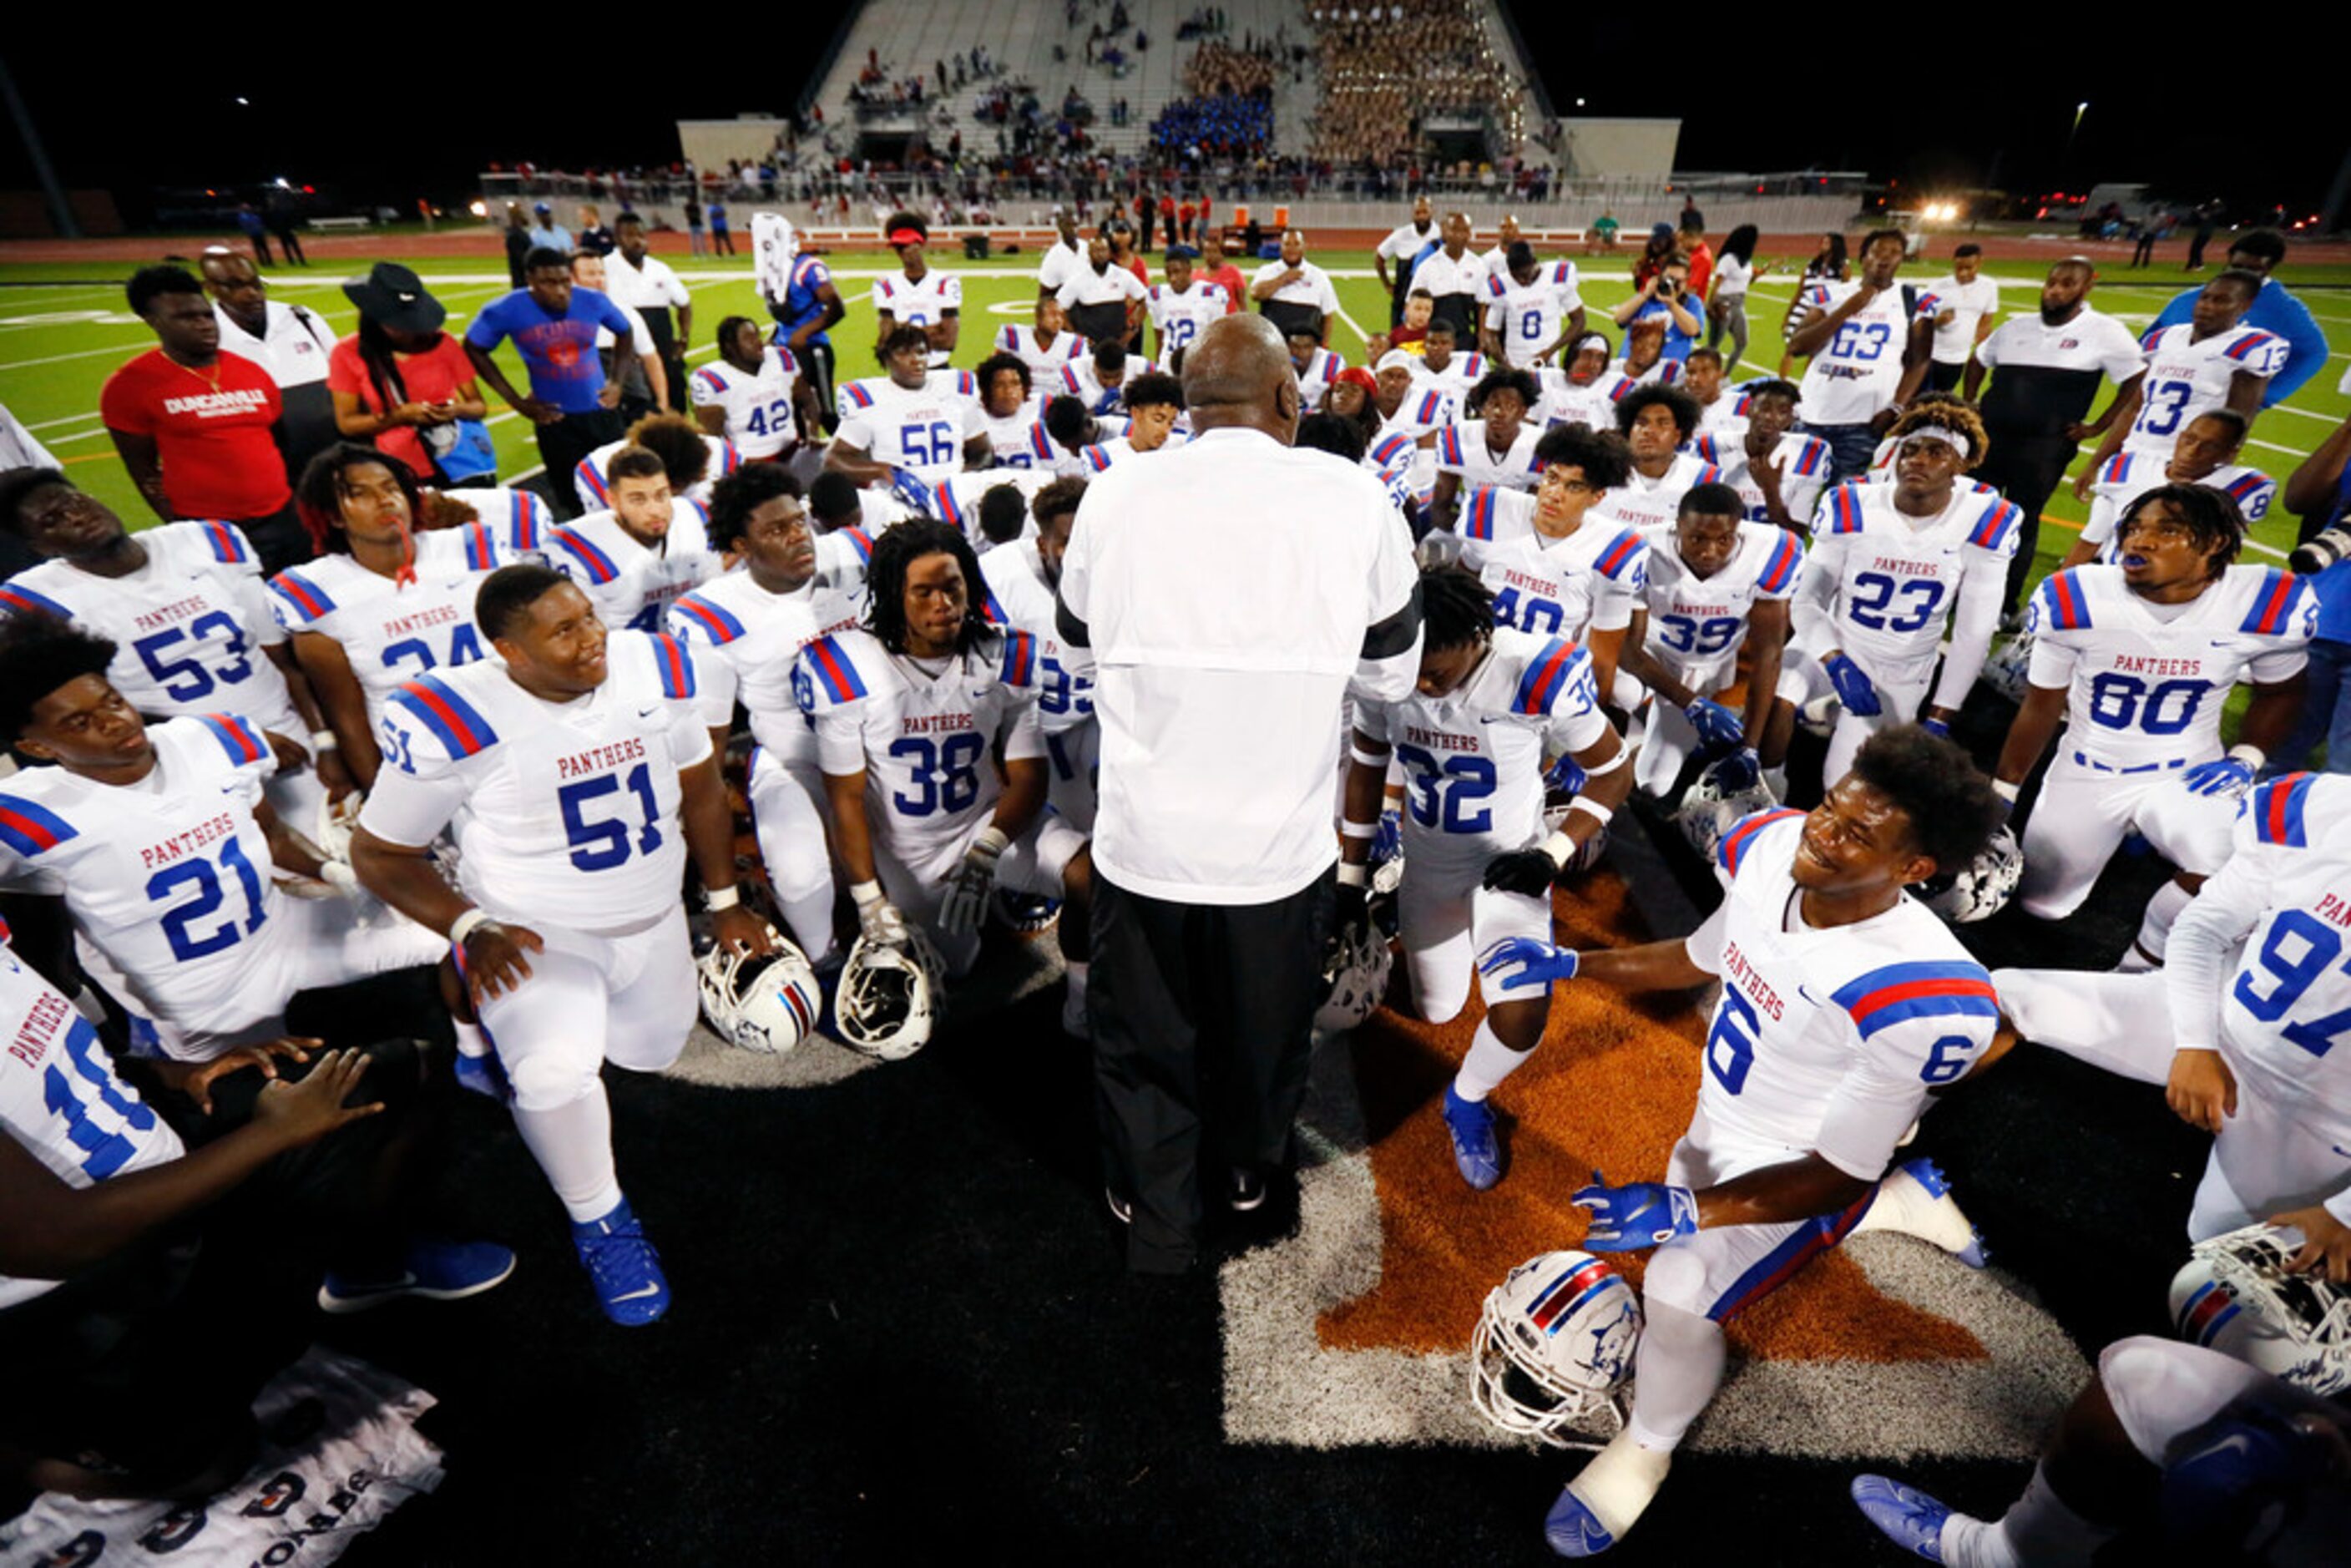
[
  {"xmin": 2148, "ymin": 276, "xmax": 2328, "ymax": 407},
  {"xmin": 2316, "ymin": 467, "xmax": 2351, "ymax": 645},
  {"xmin": 773, "ymin": 255, "xmax": 837, "ymax": 348},
  {"xmin": 465, "ymin": 286, "xmax": 635, "ymax": 415},
  {"xmin": 1627, "ymin": 293, "xmax": 1707, "ymax": 362}
]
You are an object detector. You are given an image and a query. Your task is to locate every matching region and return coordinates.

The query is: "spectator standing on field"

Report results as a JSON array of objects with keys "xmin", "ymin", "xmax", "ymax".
[
  {"xmin": 2145, "ymin": 229, "xmax": 2329, "ymax": 407},
  {"xmin": 1922, "ymin": 243, "xmax": 2000, "ymax": 394},
  {"xmin": 464, "ymin": 247, "xmax": 635, "ymax": 519},
  {"xmin": 198, "ymin": 247, "xmax": 340, "ymax": 487}
]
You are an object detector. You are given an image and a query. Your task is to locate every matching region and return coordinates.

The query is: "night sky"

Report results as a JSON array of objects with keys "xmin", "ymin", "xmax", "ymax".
[{"xmin": 3, "ymin": 13, "xmax": 2343, "ymax": 219}]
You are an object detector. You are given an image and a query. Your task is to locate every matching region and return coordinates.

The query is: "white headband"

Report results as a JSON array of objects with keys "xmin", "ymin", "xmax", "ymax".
[
  {"xmin": 1902, "ymin": 423, "xmax": 1974, "ymax": 458},
  {"xmin": 1376, "ymin": 350, "xmax": 1416, "ymax": 372}
]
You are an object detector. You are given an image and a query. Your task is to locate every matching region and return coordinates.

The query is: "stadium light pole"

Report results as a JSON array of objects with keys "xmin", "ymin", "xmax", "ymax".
[{"xmin": 0, "ymin": 52, "xmax": 78, "ymax": 239}]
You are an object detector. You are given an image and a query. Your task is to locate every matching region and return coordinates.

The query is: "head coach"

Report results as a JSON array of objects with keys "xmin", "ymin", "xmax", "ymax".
[{"xmin": 1054, "ymin": 313, "xmax": 1423, "ymax": 1274}]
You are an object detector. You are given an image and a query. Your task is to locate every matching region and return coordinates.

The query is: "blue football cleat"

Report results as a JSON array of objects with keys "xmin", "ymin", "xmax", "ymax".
[
  {"xmin": 319, "ymin": 1238, "xmax": 516, "ymax": 1313},
  {"xmin": 1543, "ymin": 1484, "xmax": 1616, "ymax": 1558},
  {"xmin": 1442, "ymin": 1085, "xmax": 1504, "ymax": 1190},
  {"xmin": 572, "ymin": 1199, "xmax": 670, "ymax": 1326},
  {"xmin": 1851, "ymin": 1474, "xmax": 1950, "ymax": 1561}
]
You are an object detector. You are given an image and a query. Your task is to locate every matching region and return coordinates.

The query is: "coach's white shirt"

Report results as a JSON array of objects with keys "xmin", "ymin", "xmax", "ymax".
[
  {"xmin": 1059, "ymin": 427, "xmax": 1420, "ymax": 903},
  {"xmin": 603, "ymin": 250, "xmax": 692, "ymax": 315},
  {"xmin": 212, "ymin": 299, "xmax": 336, "ymax": 389},
  {"xmin": 1249, "ymin": 258, "xmax": 1342, "ymax": 319},
  {"xmin": 1409, "ymin": 246, "xmax": 1489, "ymax": 302}
]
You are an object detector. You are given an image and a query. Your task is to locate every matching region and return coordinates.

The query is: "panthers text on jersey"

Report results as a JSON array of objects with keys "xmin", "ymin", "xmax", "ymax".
[
  {"xmin": 1592, "ymin": 453, "xmax": 1724, "ymax": 535},
  {"xmin": 359, "ymin": 631, "xmax": 710, "ymax": 933},
  {"xmin": 1795, "ymin": 479, "xmax": 2021, "ymax": 704},
  {"xmin": 1638, "ymin": 520, "xmax": 1805, "ymax": 693},
  {"xmin": 871, "ymin": 269, "xmax": 962, "ymax": 367},
  {"xmin": 545, "ymin": 498, "xmax": 720, "ymax": 633},
  {"xmin": 687, "ymin": 346, "xmax": 803, "ymax": 460},
  {"xmin": 1, "ymin": 518, "xmax": 299, "ymax": 738},
  {"xmin": 665, "ymin": 534, "xmax": 869, "ymax": 766},
  {"xmin": 2025, "ymin": 564, "xmax": 2316, "ymax": 771},
  {"xmin": 1436, "ymin": 420, "xmax": 1545, "ymax": 493},
  {"xmin": 1356, "ymin": 629, "xmax": 1611, "ymax": 869},
  {"xmin": 1482, "ymin": 261, "xmax": 1584, "ymax": 367},
  {"xmin": 267, "ymin": 524, "xmax": 506, "ymax": 725},
  {"xmin": 1690, "ymin": 810, "xmax": 2000, "ymax": 1180},
  {"xmin": 796, "ymin": 625, "xmax": 1047, "ymax": 862},
  {"xmin": 835, "ymin": 371, "xmax": 985, "ymax": 485},
  {"xmin": 2125, "ymin": 324, "xmax": 2289, "ymax": 458},
  {"xmin": 572, "ymin": 433, "xmax": 741, "ymax": 513},
  {"xmin": 2079, "ymin": 453, "xmax": 2277, "ymax": 555},
  {"xmin": 1694, "ymin": 429, "xmax": 1833, "ymax": 527},
  {"xmin": 1793, "ymin": 282, "xmax": 1940, "ymax": 426},
  {"xmin": 0, "ymin": 938, "xmax": 184, "ymax": 1309},
  {"xmin": 1459, "ymin": 488, "xmax": 1648, "ymax": 644},
  {"xmin": 1147, "ymin": 280, "xmax": 1228, "ymax": 358}
]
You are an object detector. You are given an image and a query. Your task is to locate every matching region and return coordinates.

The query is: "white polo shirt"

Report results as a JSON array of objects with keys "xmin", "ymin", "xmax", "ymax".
[
  {"xmin": 602, "ymin": 251, "xmax": 692, "ymax": 316},
  {"xmin": 1059, "ymin": 427, "xmax": 1420, "ymax": 903},
  {"xmin": 1250, "ymin": 258, "xmax": 1342, "ymax": 320},
  {"xmin": 1925, "ymin": 273, "xmax": 2000, "ymax": 365},
  {"xmin": 211, "ymin": 299, "xmax": 336, "ymax": 389},
  {"xmin": 1408, "ymin": 246, "xmax": 1490, "ymax": 304}
]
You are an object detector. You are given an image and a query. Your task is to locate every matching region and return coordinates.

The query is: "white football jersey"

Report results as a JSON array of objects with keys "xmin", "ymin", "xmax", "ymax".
[
  {"xmin": 979, "ymin": 542, "xmax": 1093, "ymax": 736},
  {"xmin": 871, "ymin": 268, "xmax": 962, "ymax": 367},
  {"xmin": 927, "ymin": 468, "xmax": 1057, "ymax": 552},
  {"xmin": 1413, "ymin": 351, "xmax": 1489, "ymax": 407},
  {"xmin": 1639, "ymin": 520, "xmax": 1806, "ymax": 692},
  {"xmin": 1482, "ymin": 261, "xmax": 1584, "ymax": 367},
  {"xmin": 1, "ymin": 520, "xmax": 297, "ymax": 736},
  {"xmin": 1068, "ymin": 433, "xmax": 1186, "ymax": 478},
  {"xmin": 2081, "ymin": 453, "xmax": 2278, "ymax": 554},
  {"xmin": 797, "ymin": 626, "xmax": 1047, "ymax": 860},
  {"xmin": 427, "ymin": 485, "xmax": 551, "ymax": 560},
  {"xmin": 572, "ymin": 433, "xmax": 741, "ymax": 513},
  {"xmin": 1146, "ymin": 281, "xmax": 1227, "ymax": 357},
  {"xmin": 992, "ymin": 324, "xmax": 1085, "ymax": 381},
  {"xmin": 266, "ymin": 526, "xmax": 506, "ymax": 726},
  {"xmin": 1060, "ymin": 357, "xmax": 1162, "ymax": 418},
  {"xmin": 1355, "ymin": 628, "xmax": 1612, "ymax": 869},
  {"xmin": 983, "ymin": 402, "xmax": 1058, "ymax": 469},
  {"xmin": 1291, "ymin": 347, "xmax": 1347, "ymax": 411},
  {"xmin": 2126, "ymin": 324, "xmax": 2289, "ymax": 458},
  {"xmin": 1793, "ymin": 281, "xmax": 1939, "ymax": 426},
  {"xmin": 1695, "ymin": 428, "xmax": 1833, "ymax": 526},
  {"xmin": 0, "ymin": 938, "xmax": 184, "ymax": 1310},
  {"xmin": 1797, "ymin": 479, "xmax": 2022, "ymax": 674},
  {"xmin": 545, "ymin": 500, "xmax": 721, "ymax": 633},
  {"xmin": 1464, "ymin": 497, "xmax": 1649, "ymax": 642},
  {"xmin": 1533, "ymin": 370, "xmax": 1620, "ymax": 433},
  {"xmin": 835, "ymin": 371, "xmax": 986, "ymax": 484},
  {"xmin": 1690, "ymin": 810, "xmax": 1999, "ymax": 1176},
  {"xmin": 1369, "ymin": 388, "xmax": 1455, "ymax": 508},
  {"xmin": 0, "ymin": 714, "xmax": 283, "ymax": 1040},
  {"xmin": 1692, "ymin": 390, "xmax": 1749, "ymax": 444},
  {"xmin": 2184, "ymin": 773, "xmax": 2351, "ymax": 1132},
  {"xmin": 1605, "ymin": 359, "xmax": 1681, "ymax": 392},
  {"xmin": 666, "ymin": 539, "xmax": 868, "ymax": 766},
  {"xmin": 1595, "ymin": 452, "xmax": 1726, "ymax": 535},
  {"xmin": 2025, "ymin": 564, "xmax": 2316, "ymax": 771},
  {"xmin": 1435, "ymin": 420, "xmax": 1545, "ymax": 493},
  {"xmin": 360, "ymin": 632, "xmax": 711, "ymax": 933},
  {"xmin": 687, "ymin": 346, "xmax": 803, "ymax": 460}
]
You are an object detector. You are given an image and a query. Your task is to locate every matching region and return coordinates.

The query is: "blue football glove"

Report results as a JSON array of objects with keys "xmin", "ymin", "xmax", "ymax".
[
  {"xmin": 1823, "ymin": 652, "xmax": 1881, "ymax": 718},
  {"xmin": 1919, "ymin": 716, "xmax": 1950, "ymax": 739},
  {"xmin": 1477, "ymin": 937, "xmax": 1580, "ymax": 993},
  {"xmin": 1683, "ymin": 697, "xmax": 1747, "ymax": 753},
  {"xmin": 889, "ymin": 466, "xmax": 937, "ymax": 518},
  {"xmin": 2182, "ymin": 755, "xmax": 2257, "ymax": 798},
  {"xmin": 1573, "ymin": 1172, "xmax": 1699, "ymax": 1252},
  {"xmin": 1369, "ymin": 806, "xmax": 1403, "ymax": 868},
  {"xmin": 1705, "ymin": 749, "xmax": 1762, "ymax": 794},
  {"xmin": 1543, "ymin": 754, "xmax": 1587, "ymax": 796}
]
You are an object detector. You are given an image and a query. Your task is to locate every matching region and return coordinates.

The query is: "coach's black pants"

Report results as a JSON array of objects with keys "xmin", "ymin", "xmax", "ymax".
[
  {"xmin": 1090, "ymin": 868, "xmax": 1333, "ymax": 1274},
  {"xmin": 1976, "ymin": 429, "xmax": 2078, "ymax": 614},
  {"xmin": 535, "ymin": 407, "xmax": 626, "ymax": 519}
]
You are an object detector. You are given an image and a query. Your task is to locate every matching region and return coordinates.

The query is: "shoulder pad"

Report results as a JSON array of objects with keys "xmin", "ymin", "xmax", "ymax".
[
  {"xmin": 1967, "ymin": 497, "xmax": 2023, "ymax": 554},
  {"xmin": 0, "ymin": 790, "xmax": 77, "ymax": 857},
  {"xmin": 548, "ymin": 527, "xmax": 621, "ymax": 585},
  {"xmin": 0, "ymin": 579, "xmax": 74, "ymax": 621},
  {"xmin": 268, "ymin": 568, "xmax": 337, "ymax": 625},
  {"xmin": 691, "ymin": 367, "xmax": 729, "ymax": 400},
  {"xmin": 956, "ymin": 372, "xmax": 977, "ymax": 398},
  {"xmin": 1755, "ymin": 529, "xmax": 1804, "ymax": 594},
  {"xmin": 1436, "ymin": 425, "xmax": 1464, "ymax": 466},
  {"xmin": 2238, "ymin": 567, "xmax": 2313, "ymax": 638},
  {"xmin": 2139, "ymin": 323, "xmax": 2168, "ymax": 352},
  {"xmin": 1829, "ymin": 959, "xmax": 2000, "ymax": 1039},
  {"xmin": 1790, "ymin": 436, "xmax": 1831, "ymax": 478},
  {"xmin": 670, "ymin": 591, "xmax": 746, "ymax": 646},
  {"xmin": 1696, "ymin": 463, "xmax": 1722, "ymax": 487},
  {"xmin": 574, "ymin": 456, "xmax": 610, "ymax": 508},
  {"xmin": 2222, "ymin": 327, "xmax": 2281, "ymax": 363},
  {"xmin": 192, "ymin": 711, "xmax": 270, "ymax": 768},
  {"xmin": 1081, "ymin": 444, "xmax": 1114, "ymax": 473},
  {"xmin": 798, "ymin": 634, "xmax": 870, "ymax": 708},
  {"xmin": 1509, "ymin": 637, "xmax": 1590, "ymax": 716},
  {"xmin": 501, "ymin": 489, "xmax": 546, "ymax": 552},
  {"xmin": 387, "ymin": 674, "xmax": 499, "ymax": 759},
  {"xmin": 1694, "ymin": 433, "xmax": 1720, "ymax": 464},
  {"xmin": 1824, "ymin": 482, "xmax": 1868, "ymax": 534},
  {"xmin": 642, "ymin": 631, "xmax": 698, "ymax": 699},
  {"xmin": 193, "ymin": 519, "xmax": 256, "ymax": 569},
  {"xmin": 2220, "ymin": 470, "xmax": 2274, "ymax": 506},
  {"xmin": 2244, "ymin": 772, "xmax": 2317, "ymax": 848},
  {"xmin": 2098, "ymin": 453, "xmax": 2136, "ymax": 487},
  {"xmin": 1460, "ymin": 485, "xmax": 1501, "ymax": 540},
  {"xmin": 842, "ymin": 382, "xmax": 876, "ymax": 410},
  {"xmin": 998, "ymin": 628, "xmax": 1038, "ymax": 686},
  {"xmin": 1593, "ymin": 529, "xmax": 1646, "ymax": 582},
  {"xmin": 2033, "ymin": 568, "xmax": 2091, "ymax": 632},
  {"xmin": 1717, "ymin": 807, "xmax": 1804, "ymax": 875},
  {"xmin": 716, "ymin": 439, "xmax": 743, "ymax": 477}
]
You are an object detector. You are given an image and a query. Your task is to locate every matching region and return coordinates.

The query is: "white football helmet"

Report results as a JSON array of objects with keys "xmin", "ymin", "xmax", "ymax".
[
  {"xmin": 315, "ymin": 791, "xmax": 362, "ymax": 863},
  {"xmin": 1315, "ymin": 918, "xmax": 1393, "ymax": 1034},
  {"xmin": 835, "ymin": 929, "xmax": 944, "ymax": 1061},
  {"xmin": 1677, "ymin": 755, "xmax": 1780, "ymax": 862},
  {"xmin": 1471, "ymin": 1250, "xmax": 1643, "ymax": 1448},
  {"xmin": 1912, "ymin": 824, "xmax": 2024, "ymax": 925},
  {"xmin": 1979, "ymin": 632, "xmax": 2035, "ymax": 705},
  {"xmin": 2169, "ymin": 1224, "xmax": 2351, "ymax": 1397},
  {"xmin": 697, "ymin": 933, "xmax": 824, "ymax": 1055}
]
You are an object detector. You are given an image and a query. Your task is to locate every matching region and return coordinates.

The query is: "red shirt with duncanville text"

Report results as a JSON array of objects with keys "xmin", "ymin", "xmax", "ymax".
[{"xmin": 100, "ymin": 348, "xmax": 287, "ymax": 518}]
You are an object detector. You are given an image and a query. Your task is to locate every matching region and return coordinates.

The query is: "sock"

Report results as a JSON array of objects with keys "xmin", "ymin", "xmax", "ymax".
[
  {"xmin": 2127, "ymin": 878, "xmax": 2193, "ymax": 969},
  {"xmin": 1064, "ymin": 959, "xmax": 1089, "ymax": 1006},
  {"xmin": 1624, "ymin": 1300, "xmax": 1726, "ymax": 1452},
  {"xmin": 1944, "ymin": 1461, "xmax": 2112, "ymax": 1568},
  {"xmin": 453, "ymin": 1020, "xmax": 488, "ymax": 1060},
  {"xmin": 513, "ymin": 1085, "xmax": 622, "ymax": 1223},
  {"xmin": 1762, "ymin": 764, "xmax": 1788, "ymax": 801},
  {"xmin": 779, "ymin": 882, "xmax": 838, "ymax": 967},
  {"xmin": 1453, "ymin": 1018, "xmax": 1532, "ymax": 1102}
]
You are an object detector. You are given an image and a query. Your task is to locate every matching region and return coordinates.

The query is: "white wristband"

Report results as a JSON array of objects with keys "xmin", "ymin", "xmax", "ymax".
[
  {"xmin": 851, "ymin": 879, "xmax": 887, "ymax": 910},
  {"xmin": 1347, "ymin": 741, "xmax": 1388, "ymax": 768},
  {"xmin": 1339, "ymin": 818, "xmax": 1379, "ymax": 840},
  {"xmin": 2227, "ymin": 744, "xmax": 2266, "ymax": 769},
  {"xmin": 972, "ymin": 827, "xmax": 1010, "ymax": 861},
  {"xmin": 1991, "ymin": 779, "xmax": 2020, "ymax": 802},
  {"xmin": 1540, "ymin": 830, "xmax": 1578, "ymax": 869},
  {"xmin": 310, "ymin": 729, "xmax": 339, "ymax": 751},
  {"xmin": 448, "ymin": 908, "xmax": 490, "ymax": 948},
  {"xmin": 1566, "ymin": 795, "xmax": 1613, "ymax": 826},
  {"xmin": 1336, "ymin": 861, "xmax": 1368, "ymax": 888},
  {"xmin": 707, "ymin": 885, "xmax": 741, "ymax": 912}
]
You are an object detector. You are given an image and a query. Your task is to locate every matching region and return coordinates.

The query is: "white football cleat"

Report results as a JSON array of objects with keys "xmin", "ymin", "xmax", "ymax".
[{"xmin": 1853, "ymin": 1157, "xmax": 1989, "ymax": 1267}]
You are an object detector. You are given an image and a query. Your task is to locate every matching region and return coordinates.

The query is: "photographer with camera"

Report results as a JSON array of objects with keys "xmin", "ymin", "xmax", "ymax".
[
  {"xmin": 2275, "ymin": 402, "xmax": 2351, "ymax": 772},
  {"xmin": 1608, "ymin": 255, "xmax": 1704, "ymax": 366}
]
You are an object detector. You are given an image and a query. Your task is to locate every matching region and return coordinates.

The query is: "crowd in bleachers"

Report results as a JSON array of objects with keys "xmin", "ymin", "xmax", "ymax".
[
  {"xmin": 1307, "ymin": 0, "xmax": 1521, "ymax": 164},
  {"xmin": 1150, "ymin": 94, "xmax": 1275, "ymax": 157}
]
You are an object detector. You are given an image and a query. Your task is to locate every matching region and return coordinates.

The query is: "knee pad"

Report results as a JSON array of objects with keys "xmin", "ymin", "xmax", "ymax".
[
  {"xmin": 1641, "ymin": 1243, "xmax": 1712, "ymax": 1317},
  {"xmin": 506, "ymin": 1052, "xmax": 599, "ymax": 1115}
]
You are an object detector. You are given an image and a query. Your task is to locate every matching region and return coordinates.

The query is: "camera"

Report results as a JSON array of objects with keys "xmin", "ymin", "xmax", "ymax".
[{"xmin": 2289, "ymin": 524, "xmax": 2351, "ymax": 575}]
